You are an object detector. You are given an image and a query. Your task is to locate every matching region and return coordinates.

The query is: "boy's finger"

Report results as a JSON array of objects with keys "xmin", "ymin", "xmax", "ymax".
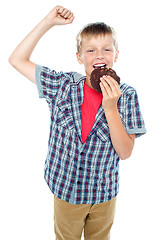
[
  {"xmin": 102, "ymin": 75, "xmax": 119, "ymax": 93},
  {"xmin": 100, "ymin": 82, "xmax": 107, "ymax": 96},
  {"xmin": 63, "ymin": 11, "xmax": 73, "ymax": 19},
  {"xmin": 100, "ymin": 78, "xmax": 112, "ymax": 96},
  {"xmin": 107, "ymin": 76, "xmax": 121, "ymax": 95},
  {"xmin": 59, "ymin": 8, "xmax": 72, "ymax": 18},
  {"xmin": 69, "ymin": 16, "xmax": 75, "ymax": 23},
  {"xmin": 60, "ymin": 9, "xmax": 69, "ymax": 16},
  {"xmin": 56, "ymin": 6, "xmax": 64, "ymax": 14}
]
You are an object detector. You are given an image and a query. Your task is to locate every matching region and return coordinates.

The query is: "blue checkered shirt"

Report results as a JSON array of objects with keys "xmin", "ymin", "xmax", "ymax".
[{"xmin": 36, "ymin": 65, "xmax": 146, "ymax": 204}]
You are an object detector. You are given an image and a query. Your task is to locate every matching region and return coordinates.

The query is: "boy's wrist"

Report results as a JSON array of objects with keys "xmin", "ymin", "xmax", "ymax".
[
  {"xmin": 43, "ymin": 16, "xmax": 56, "ymax": 28},
  {"xmin": 41, "ymin": 17, "xmax": 56, "ymax": 31},
  {"xmin": 104, "ymin": 107, "xmax": 119, "ymax": 119}
]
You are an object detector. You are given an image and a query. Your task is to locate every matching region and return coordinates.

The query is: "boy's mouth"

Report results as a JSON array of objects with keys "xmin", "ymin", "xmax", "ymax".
[{"xmin": 93, "ymin": 63, "xmax": 107, "ymax": 69}]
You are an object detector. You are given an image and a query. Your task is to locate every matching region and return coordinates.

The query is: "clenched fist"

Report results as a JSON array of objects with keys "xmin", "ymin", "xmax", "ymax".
[{"xmin": 45, "ymin": 6, "xmax": 75, "ymax": 26}]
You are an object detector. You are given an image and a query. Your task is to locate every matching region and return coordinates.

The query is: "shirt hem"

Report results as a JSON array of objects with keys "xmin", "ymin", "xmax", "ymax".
[
  {"xmin": 53, "ymin": 192, "xmax": 119, "ymax": 205},
  {"xmin": 126, "ymin": 127, "xmax": 146, "ymax": 138}
]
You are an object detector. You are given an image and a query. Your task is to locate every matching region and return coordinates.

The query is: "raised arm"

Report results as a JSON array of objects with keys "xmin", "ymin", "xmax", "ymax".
[{"xmin": 8, "ymin": 6, "xmax": 75, "ymax": 84}]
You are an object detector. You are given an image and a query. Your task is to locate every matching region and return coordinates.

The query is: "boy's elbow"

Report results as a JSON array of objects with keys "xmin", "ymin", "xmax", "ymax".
[
  {"xmin": 8, "ymin": 56, "xmax": 25, "ymax": 73},
  {"xmin": 120, "ymin": 150, "xmax": 132, "ymax": 160},
  {"xmin": 8, "ymin": 55, "xmax": 16, "ymax": 68},
  {"xmin": 8, "ymin": 56, "xmax": 12, "ymax": 65},
  {"xmin": 8, "ymin": 55, "xmax": 19, "ymax": 68},
  {"xmin": 8, "ymin": 51, "xmax": 22, "ymax": 67},
  {"xmin": 119, "ymin": 138, "xmax": 135, "ymax": 160}
]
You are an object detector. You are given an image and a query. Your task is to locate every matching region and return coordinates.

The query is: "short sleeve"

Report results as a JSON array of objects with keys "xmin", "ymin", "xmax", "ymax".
[
  {"xmin": 123, "ymin": 89, "xmax": 146, "ymax": 138},
  {"xmin": 35, "ymin": 65, "xmax": 62, "ymax": 103}
]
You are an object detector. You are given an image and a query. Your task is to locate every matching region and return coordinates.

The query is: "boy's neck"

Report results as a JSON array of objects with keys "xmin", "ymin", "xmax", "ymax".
[{"xmin": 85, "ymin": 77, "xmax": 93, "ymax": 89}]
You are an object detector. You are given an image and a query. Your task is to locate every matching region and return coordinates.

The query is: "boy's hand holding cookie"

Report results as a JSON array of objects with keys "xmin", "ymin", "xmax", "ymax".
[
  {"xmin": 45, "ymin": 6, "xmax": 75, "ymax": 26},
  {"xmin": 100, "ymin": 75, "xmax": 121, "ymax": 114}
]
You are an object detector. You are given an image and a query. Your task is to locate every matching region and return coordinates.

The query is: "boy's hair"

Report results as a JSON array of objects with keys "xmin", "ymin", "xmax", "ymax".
[{"xmin": 76, "ymin": 22, "xmax": 118, "ymax": 54}]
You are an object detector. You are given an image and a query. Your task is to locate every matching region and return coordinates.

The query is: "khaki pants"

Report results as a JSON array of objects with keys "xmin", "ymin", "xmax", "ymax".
[{"xmin": 54, "ymin": 195, "xmax": 117, "ymax": 240}]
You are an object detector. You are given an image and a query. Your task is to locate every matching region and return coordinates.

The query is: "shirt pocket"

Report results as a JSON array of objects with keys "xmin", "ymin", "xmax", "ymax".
[
  {"xmin": 96, "ymin": 123, "xmax": 110, "ymax": 142},
  {"xmin": 56, "ymin": 99, "xmax": 75, "ymax": 130}
]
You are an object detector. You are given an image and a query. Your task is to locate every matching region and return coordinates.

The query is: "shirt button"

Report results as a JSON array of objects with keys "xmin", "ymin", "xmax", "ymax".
[
  {"xmin": 77, "ymin": 181, "xmax": 80, "ymax": 184},
  {"xmin": 79, "ymin": 167, "xmax": 82, "ymax": 170},
  {"xmin": 80, "ymin": 152, "xmax": 84, "ymax": 155},
  {"xmin": 65, "ymin": 108, "xmax": 68, "ymax": 111}
]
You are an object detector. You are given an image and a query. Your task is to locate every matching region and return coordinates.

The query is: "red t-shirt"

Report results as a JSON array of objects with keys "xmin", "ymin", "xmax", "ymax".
[{"xmin": 81, "ymin": 81, "xmax": 103, "ymax": 143}]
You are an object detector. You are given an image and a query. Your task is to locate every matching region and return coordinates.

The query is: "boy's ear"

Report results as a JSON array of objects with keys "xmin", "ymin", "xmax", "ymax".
[
  {"xmin": 114, "ymin": 50, "xmax": 119, "ymax": 63},
  {"xmin": 76, "ymin": 52, "xmax": 83, "ymax": 64}
]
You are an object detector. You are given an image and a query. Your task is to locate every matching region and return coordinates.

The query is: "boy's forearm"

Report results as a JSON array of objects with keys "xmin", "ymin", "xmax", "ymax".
[
  {"xmin": 8, "ymin": 6, "xmax": 74, "ymax": 83},
  {"xmin": 100, "ymin": 76, "xmax": 135, "ymax": 160},
  {"xmin": 9, "ymin": 6, "xmax": 74, "ymax": 65},
  {"xmin": 104, "ymin": 108, "xmax": 135, "ymax": 160},
  {"xmin": 9, "ymin": 18, "xmax": 53, "ymax": 64}
]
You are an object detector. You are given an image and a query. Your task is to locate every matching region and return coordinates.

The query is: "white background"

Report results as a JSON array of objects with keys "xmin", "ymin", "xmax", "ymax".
[{"xmin": 1, "ymin": 0, "xmax": 160, "ymax": 239}]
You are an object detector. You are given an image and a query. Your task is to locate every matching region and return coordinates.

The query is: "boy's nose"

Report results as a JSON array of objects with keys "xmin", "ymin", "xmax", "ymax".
[
  {"xmin": 96, "ymin": 55, "xmax": 104, "ymax": 60},
  {"xmin": 96, "ymin": 51, "xmax": 104, "ymax": 60}
]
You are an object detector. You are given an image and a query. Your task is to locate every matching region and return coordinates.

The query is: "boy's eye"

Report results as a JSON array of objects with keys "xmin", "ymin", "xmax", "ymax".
[
  {"xmin": 105, "ymin": 49, "xmax": 110, "ymax": 51},
  {"xmin": 87, "ymin": 49, "xmax": 94, "ymax": 52}
]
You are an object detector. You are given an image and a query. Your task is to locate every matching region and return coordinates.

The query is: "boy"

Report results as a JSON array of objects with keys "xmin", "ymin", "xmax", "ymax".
[{"xmin": 9, "ymin": 6, "xmax": 146, "ymax": 240}]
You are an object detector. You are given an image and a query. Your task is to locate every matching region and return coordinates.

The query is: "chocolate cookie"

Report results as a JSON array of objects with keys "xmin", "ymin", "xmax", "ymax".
[{"xmin": 90, "ymin": 67, "xmax": 120, "ymax": 93}]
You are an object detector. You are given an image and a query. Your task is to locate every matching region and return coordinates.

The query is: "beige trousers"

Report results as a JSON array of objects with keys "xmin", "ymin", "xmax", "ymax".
[{"xmin": 54, "ymin": 195, "xmax": 117, "ymax": 240}]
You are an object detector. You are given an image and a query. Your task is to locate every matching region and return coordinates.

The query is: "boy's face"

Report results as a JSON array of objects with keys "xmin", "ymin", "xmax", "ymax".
[{"xmin": 76, "ymin": 34, "xmax": 119, "ymax": 89}]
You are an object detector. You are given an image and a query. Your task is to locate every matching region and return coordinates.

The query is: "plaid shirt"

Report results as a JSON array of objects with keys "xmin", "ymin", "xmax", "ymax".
[{"xmin": 36, "ymin": 65, "xmax": 146, "ymax": 204}]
